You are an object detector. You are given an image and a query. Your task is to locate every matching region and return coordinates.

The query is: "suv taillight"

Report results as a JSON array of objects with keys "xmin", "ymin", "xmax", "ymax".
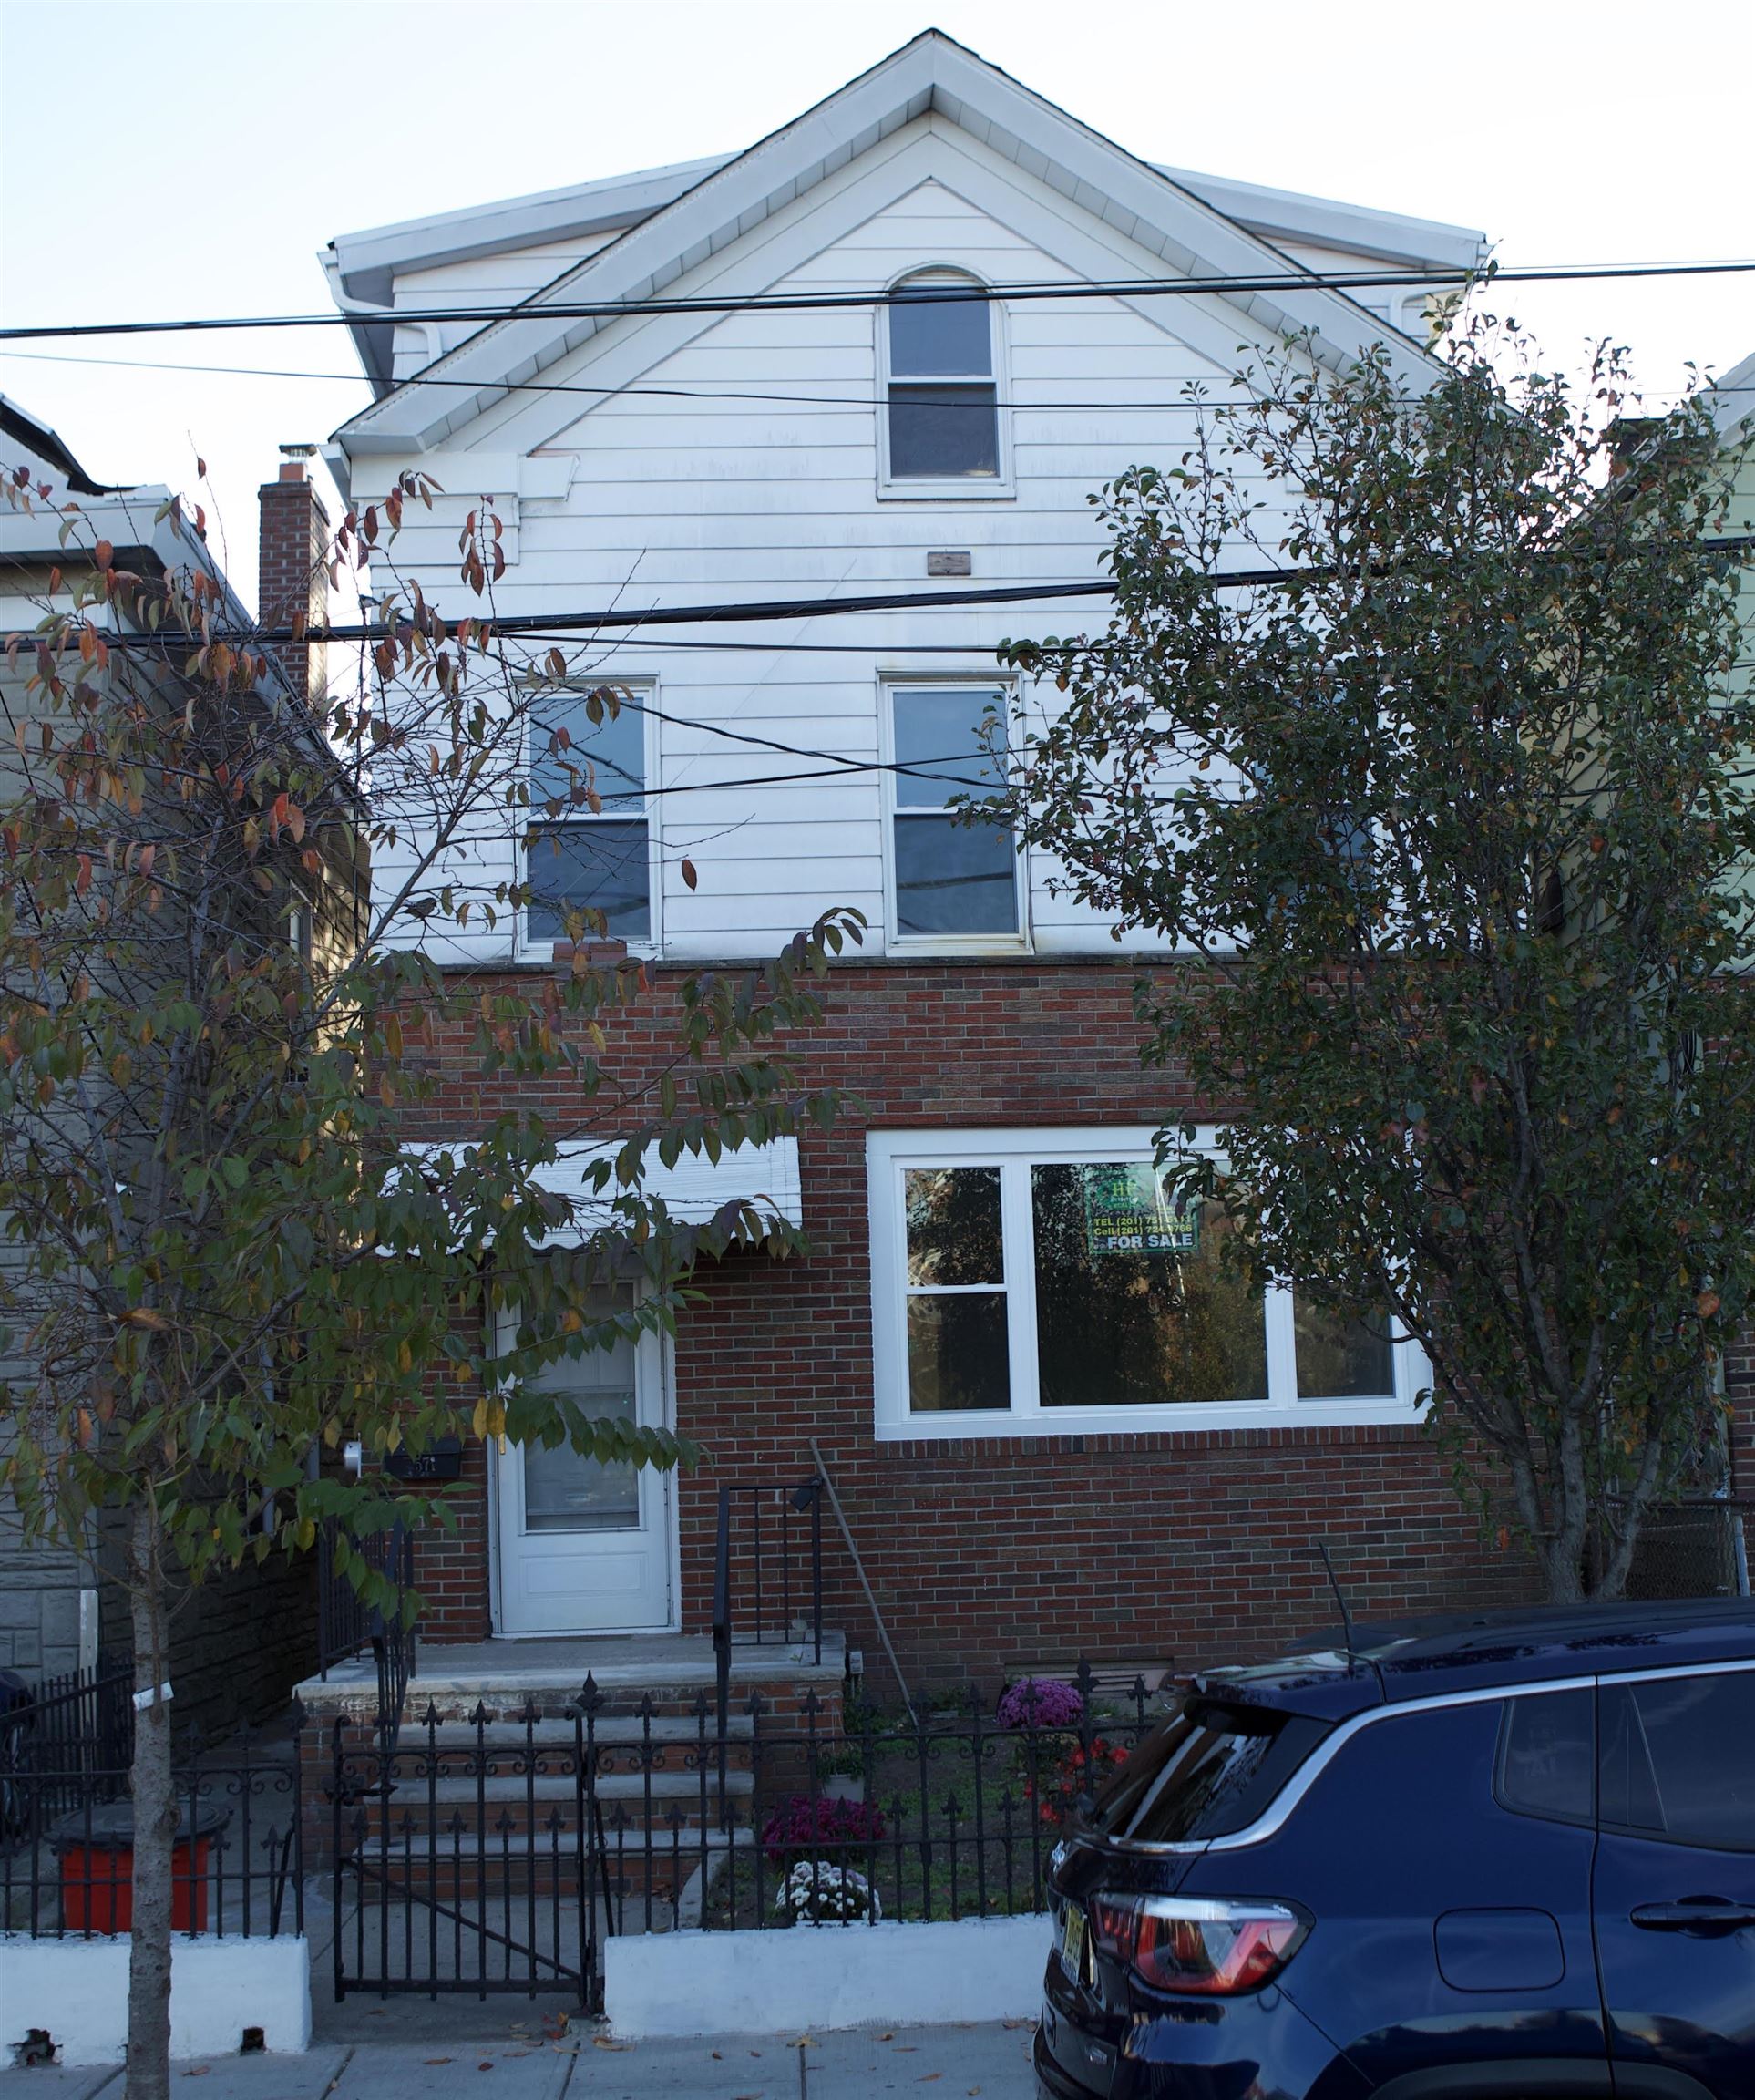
[{"xmin": 1089, "ymin": 1894, "xmax": 1308, "ymax": 1994}]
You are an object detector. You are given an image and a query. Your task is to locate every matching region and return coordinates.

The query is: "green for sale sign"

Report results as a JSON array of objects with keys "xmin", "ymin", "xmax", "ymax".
[{"xmin": 1081, "ymin": 1163, "xmax": 1200, "ymax": 1258}]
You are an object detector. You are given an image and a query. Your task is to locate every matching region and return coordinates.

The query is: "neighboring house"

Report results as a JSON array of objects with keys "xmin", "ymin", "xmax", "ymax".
[
  {"xmin": 1709, "ymin": 350, "xmax": 1755, "ymax": 1531},
  {"xmin": 318, "ymin": 31, "xmax": 1533, "ymax": 1690},
  {"xmin": 0, "ymin": 400, "xmax": 360, "ymax": 1731}
]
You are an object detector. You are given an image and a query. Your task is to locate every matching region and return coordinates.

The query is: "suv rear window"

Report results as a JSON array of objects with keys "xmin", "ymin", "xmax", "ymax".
[{"xmin": 1085, "ymin": 1696, "xmax": 1329, "ymax": 1844}]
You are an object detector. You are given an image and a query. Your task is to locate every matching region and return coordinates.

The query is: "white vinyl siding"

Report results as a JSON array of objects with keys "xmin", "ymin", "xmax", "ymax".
[{"xmin": 353, "ymin": 116, "xmax": 1335, "ymax": 962}]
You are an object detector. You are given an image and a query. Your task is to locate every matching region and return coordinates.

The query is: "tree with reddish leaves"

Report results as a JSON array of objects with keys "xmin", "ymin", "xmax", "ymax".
[{"xmin": 0, "ymin": 472, "xmax": 858, "ymax": 2097}]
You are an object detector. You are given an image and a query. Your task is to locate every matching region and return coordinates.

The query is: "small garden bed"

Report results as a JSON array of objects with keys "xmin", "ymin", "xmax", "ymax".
[{"xmin": 702, "ymin": 1680, "xmax": 1158, "ymax": 1928}]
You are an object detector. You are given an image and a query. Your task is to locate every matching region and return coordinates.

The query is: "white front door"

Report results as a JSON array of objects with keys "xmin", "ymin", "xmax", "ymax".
[{"xmin": 494, "ymin": 1323, "xmax": 673, "ymax": 1636}]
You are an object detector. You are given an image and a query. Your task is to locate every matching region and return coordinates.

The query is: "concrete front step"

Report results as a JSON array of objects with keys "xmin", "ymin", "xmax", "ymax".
[
  {"xmin": 404, "ymin": 1715, "xmax": 757, "ymax": 1749},
  {"xmin": 361, "ymin": 1768, "xmax": 754, "ymax": 1809},
  {"xmin": 336, "ymin": 1717, "xmax": 758, "ymax": 1786},
  {"xmin": 298, "ymin": 1632, "xmax": 846, "ymax": 1724}
]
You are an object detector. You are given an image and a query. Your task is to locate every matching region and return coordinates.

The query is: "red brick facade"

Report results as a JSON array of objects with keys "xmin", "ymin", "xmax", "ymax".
[{"xmin": 400, "ymin": 954, "xmax": 1752, "ymax": 1687}]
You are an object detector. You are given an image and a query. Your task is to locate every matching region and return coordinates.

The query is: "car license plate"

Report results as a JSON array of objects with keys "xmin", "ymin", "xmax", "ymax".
[{"xmin": 1060, "ymin": 1904, "xmax": 1088, "ymax": 1983}]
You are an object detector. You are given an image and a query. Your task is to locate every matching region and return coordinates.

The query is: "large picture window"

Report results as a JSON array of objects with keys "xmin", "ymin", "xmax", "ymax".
[
  {"xmin": 526, "ymin": 686, "xmax": 651, "ymax": 943},
  {"xmin": 888, "ymin": 685, "xmax": 1020, "ymax": 940},
  {"xmin": 870, "ymin": 1128, "xmax": 1417, "ymax": 1439}
]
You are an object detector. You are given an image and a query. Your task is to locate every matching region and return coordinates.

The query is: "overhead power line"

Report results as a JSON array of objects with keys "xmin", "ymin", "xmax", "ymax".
[
  {"xmin": 7, "ymin": 539, "xmax": 1752, "ymax": 654},
  {"xmin": 5, "ymin": 259, "xmax": 1754, "ymax": 344},
  {"xmin": 0, "ymin": 576, "xmax": 1122, "ymax": 652},
  {"xmin": 8, "ymin": 346, "xmax": 1745, "ymax": 417}
]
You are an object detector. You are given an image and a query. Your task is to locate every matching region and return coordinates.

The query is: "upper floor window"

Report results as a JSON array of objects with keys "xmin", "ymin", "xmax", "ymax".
[
  {"xmin": 880, "ymin": 273, "xmax": 1009, "ymax": 495},
  {"xmin": 527, "ymin": 685, "xmax": 652, "ymax": 944},
  {"xmin": 888, "ymin": 684, "xmax": 1021, "ymax": 941}
]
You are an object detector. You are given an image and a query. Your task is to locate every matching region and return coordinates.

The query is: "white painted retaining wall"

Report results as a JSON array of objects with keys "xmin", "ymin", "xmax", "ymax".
[
  {"xmin": 0, "ymin": 1935, "xmax": 311, "ymax": 2067},
  {"xmin": 605, "ymin": 1915, "xmax": 1052, "ymax": 2037}
]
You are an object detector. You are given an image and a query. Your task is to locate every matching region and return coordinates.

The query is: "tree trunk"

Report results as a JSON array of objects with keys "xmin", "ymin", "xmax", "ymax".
[{"xmin": 126, "ymin": 1501, "xmax": 175, "ymax": 2100}]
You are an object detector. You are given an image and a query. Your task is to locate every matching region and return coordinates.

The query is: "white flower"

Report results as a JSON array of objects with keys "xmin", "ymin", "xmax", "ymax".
[{"xmin": 772, "ymin": 1860, "xmax": 881, "ymax": 1924}]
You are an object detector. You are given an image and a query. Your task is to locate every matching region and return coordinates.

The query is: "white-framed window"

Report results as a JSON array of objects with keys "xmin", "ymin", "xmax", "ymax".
[
  {"xmin": 868, "ymin": 1127, "xmax": 1426, "ymax": 1441},
  {"xmin": 877, "ymin": 269, "xmax": 1012, "ymax": 499},
  {"xmin": 885, "ymin": 680, "xmax": 1024, "ymax": 944},
  {"xmin": 524, "ymin": 682, "xmax": 657, "ymax": 949}
]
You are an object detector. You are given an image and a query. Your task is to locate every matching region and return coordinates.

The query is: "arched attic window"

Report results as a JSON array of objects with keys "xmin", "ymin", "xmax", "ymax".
[{"xmin": 881, "ymin": 270, "xmax": 1006, "ymax": 490}]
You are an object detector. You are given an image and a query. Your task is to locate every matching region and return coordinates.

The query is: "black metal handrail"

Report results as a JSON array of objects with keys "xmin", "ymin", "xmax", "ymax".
[
  {"xmin": 318, "ymin": 1519, "xmax": 417, "ymax": 1722},
  {"xmin": 711, "ymin": 1477, "xmax": 824, "ymax": 1827},
  {"xmin": 712, "ymin": 1484, "xmax": 733, "ymax": 1825},
  {"xmin": 711, "ymin": 1478, "xmax": 824, "ymax": 1661}
]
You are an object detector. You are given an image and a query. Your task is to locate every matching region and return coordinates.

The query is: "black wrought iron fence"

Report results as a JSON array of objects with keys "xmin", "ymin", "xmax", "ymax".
[
  {"xmin": 0, "ymin": 1718, "xmax": 303, "ymax": 1940},
  {"xmin": 674, "ymin": 1667, "xmax": 1163, "ymax": 1939},
  {"xmin": 0, "ymin": 1658, "xmax": 132, "ymax": 1834},
  {"xmin": 315, "ymin": 1660, "xmax": 1168, "ymax": 2007}
]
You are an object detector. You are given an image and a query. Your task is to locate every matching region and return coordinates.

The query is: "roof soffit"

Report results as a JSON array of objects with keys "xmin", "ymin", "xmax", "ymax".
[
  {"xmin": 334, "ymin": 30, "xmax": 1451, "ymax": 459},
  {"xmin": 427, "ymin": 149, "xmax": 1289, "ymax": 468}
]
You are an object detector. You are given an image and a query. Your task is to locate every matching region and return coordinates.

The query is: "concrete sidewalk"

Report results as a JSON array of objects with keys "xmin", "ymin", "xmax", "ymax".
[{"xmin": 0, "ymin": 2022, "xmax": 1042, "ymax": 2098}]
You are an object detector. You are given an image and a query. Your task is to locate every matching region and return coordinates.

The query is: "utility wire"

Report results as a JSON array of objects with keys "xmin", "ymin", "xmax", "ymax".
[
  {"xmin": 5, "ymin": 259, "xmax": 1754, "ymax": 343},
  {"xmin": 9, "ymin": 540, "xmax": 1752, "ymax": 654},
  {"xmin": 0, "ymin": 576, "xmax": 1125, "ymax": 650},
  {"xmin": 10, "ymin": 345, "xmax": 1745, "ymax": 416}
]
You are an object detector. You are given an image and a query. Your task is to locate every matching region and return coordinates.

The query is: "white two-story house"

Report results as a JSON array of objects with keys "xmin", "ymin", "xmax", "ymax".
[{"xmin": 319, "ymin": 31, "xmax": 1507, "ymax": 1684}]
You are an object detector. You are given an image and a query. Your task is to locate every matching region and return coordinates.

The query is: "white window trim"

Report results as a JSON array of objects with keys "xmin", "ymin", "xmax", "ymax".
[
  {"xmin": 518, "ymin": 676, "xmax": 663, "ymax": 962},
  {"xmin": 868, "ymin": 1126, "xmax": 1429, "ymax": 1442},
  {"xmin": 875, "ymin": 264, "xmax": 1015, "ymax": 502},
  {"xmin": 880, "ymin": 674, "xmax": 1030, "ymax": 954}
]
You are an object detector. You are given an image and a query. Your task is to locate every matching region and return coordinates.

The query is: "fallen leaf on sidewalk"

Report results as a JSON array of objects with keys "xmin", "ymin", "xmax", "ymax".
[
  {"xmin": 424, "ymin": 2058, "xmax": 453, "ymax": 2066},
  {"xmin": 592, "ymin": 2036, "xmax": 632, "ymax": 2051},
  {"xmin": 919, "ymin": 2076, "xmax": 942, "ymax": 2085},
  {"xmin": 1001, "ymin": 2019, "xmax": 1034, "ymax": 2030},
  {"xmin": 181, "ymin": 2071, "xmax": 210, "ymax": 2080},
  {"xmin": 478, "ymin": 2061, "xmax": 494, "ymax": 2071}
]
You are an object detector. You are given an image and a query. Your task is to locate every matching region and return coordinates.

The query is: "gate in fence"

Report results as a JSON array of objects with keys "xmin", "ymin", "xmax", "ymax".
[
  {"xmin": 327, "ymin": 1703, "xmax": 616, "ymax": 2006},
  {"xmin": 323, "ymin": 1663, "xmax": 1164, "ymax": 2009}
]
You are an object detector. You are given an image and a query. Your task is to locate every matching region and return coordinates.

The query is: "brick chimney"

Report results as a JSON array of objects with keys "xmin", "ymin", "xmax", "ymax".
[{"xmin": 259, "ymin": 443, "xmax": 330, "ymax": 706}]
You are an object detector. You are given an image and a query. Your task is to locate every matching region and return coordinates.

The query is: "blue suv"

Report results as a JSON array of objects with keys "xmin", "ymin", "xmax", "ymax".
[{"xmin": 1038, "ymin": 1598, "xmax": 1755, "ymax": 2100}]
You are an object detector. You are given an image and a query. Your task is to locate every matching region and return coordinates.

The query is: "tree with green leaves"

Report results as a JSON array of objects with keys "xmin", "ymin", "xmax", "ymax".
[
  {"xmin": 997, "ymin": 322, "xmax": 1755, "ymax": 1605},
  {"xmin": 0, "ymin": 469, "xmax": 858, "ymax": 2099}
]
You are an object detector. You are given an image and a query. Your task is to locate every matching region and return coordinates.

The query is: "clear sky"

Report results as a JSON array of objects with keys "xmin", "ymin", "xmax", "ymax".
[{"xmin": 2, "ymin": 0, "xmax": 1751, "ymax": 614}]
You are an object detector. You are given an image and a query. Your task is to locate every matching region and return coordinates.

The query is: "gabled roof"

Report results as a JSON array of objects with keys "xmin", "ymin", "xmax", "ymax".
[
  {"xmin": 1708, "ymin": 348, "xmax": 1755, "ymax": 445},
  {"xmin": 330, "ymin": 29, "xmax": 1482, "ymax": 458},
  {"xmin": 0, "ymin": 395, "xmax": 131, "ymax": 497}
]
